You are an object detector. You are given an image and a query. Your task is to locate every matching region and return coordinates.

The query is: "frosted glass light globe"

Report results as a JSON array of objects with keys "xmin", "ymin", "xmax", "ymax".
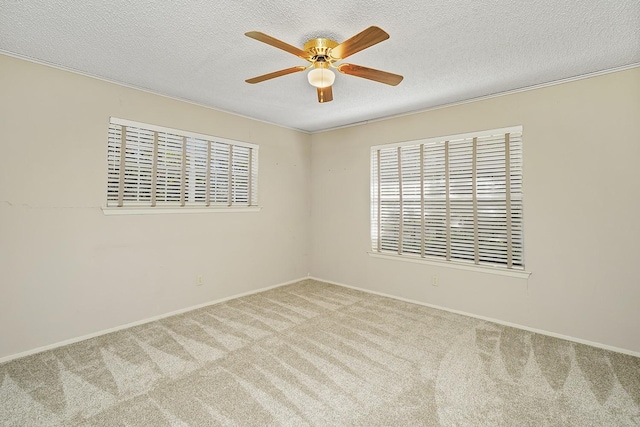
[{"xmin": 307, "ymin": 68, "xmax": 335, "ymax": 88}]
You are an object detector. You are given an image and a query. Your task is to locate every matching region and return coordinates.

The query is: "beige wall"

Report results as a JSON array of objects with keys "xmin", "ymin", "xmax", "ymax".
[
  {"xmin": 0, "ymin": 54, "xmax": 311, "ymax": 359},
  {"xmin": 2, "ymin": 52, "xmax": 639, "ymax": 360},
  {"xmin": 310, "ymin": 68, "xmax": 640, "ymax": 354}
]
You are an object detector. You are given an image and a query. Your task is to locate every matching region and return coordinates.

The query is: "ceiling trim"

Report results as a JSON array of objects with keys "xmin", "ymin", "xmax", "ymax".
[
  {"xmin": 3, "ymin": 50, "xmax": 638, "ymax": 135},
  {"xmin": 315, "ymin": 62, "xmax": 640, "ymax": 134},
  {"xmin": 0, "ymin": 50, "xmax": 312, "ymax": 135}
]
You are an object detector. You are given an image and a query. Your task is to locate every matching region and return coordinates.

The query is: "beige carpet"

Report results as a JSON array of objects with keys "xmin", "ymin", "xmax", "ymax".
[{"xmin": 1, "ymin": 279, "xmax": 639, "ymax": 426}]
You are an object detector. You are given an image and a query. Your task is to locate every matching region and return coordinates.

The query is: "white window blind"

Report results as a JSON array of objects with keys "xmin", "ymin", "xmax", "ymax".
[
  {"xmin": 107, "ymin": 118, "xmax": 258, "ymax": 209},
  {"xmin": 371, "ymin": 127, "xmax": 524, "ymax": 270}
]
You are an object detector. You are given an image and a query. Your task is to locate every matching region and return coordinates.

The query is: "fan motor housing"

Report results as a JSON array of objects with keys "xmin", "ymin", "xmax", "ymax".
[{"xmin": 303, "ymin": 38, "xmax": 339, "ymax": 59}]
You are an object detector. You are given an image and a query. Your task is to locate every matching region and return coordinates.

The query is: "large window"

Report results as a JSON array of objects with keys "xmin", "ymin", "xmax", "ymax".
[
  {"xmin": 371, "ymin": 126, "xmax": 523, "ymax": 270},
  {"xmin": 106, "ymin": 118, "xmax": 258, "ymax": 211}
]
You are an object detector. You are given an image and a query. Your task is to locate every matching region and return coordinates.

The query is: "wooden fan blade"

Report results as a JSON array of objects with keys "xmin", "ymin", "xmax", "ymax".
[
  {"xmin": 338, "ymin": 63, "xmax": 403, "ymax": 86},
  {"xmin": 329, "ymin": 26, "xmax": 389, "ymax": 60},
  {"xmin": 245, "ymin": 31, "xmax": 311, "ymax": 60},
  {"xmin": 246, "ymin": 66, "xmax": 307, "ymax": 84},
  {"xmin": 317, "ymin": 86, "xmax": 333, "ymax": 103}
]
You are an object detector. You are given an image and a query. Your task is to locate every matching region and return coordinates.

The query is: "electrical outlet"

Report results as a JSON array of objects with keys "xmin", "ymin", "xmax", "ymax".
[
  {"xmin": 432, "ymin": 276, "xmax": 439, "ymax": 287},
  {"xmin": 196, "ymin": 275, "xmax": 204, "ymax": 286}
]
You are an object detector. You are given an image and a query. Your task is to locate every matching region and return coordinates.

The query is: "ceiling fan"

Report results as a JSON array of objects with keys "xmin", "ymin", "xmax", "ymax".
[{"xmin": 244, "ymin": 26, "xmax": 403, "ymax": 103}]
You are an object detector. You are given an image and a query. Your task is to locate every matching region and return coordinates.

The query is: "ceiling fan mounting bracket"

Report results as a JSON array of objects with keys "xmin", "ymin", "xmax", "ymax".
[{"xmin": 303, "ymin": 38, "xmax": 339, "ymax": 61}]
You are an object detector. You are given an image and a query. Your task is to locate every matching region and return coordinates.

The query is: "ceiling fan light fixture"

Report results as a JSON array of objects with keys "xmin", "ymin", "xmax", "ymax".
[
  {"xmin": 307, "ymin": 67, "xmax": 335, "ymax": 88},
  {"xmin": 245, "ymin": 27, "xmax": 402, "ymax": 102}
]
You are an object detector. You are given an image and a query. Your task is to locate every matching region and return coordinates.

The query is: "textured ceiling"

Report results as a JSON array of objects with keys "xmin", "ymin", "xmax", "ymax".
[{"xmin": 1, "ymin": 1, "xmax": 639, "ymax": 132}]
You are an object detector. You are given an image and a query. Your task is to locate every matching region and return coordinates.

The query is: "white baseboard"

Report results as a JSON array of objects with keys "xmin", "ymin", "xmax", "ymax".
[
  {"xmin": 309, "ymin": 276, "xmax": 640, "ymax": 358},
  {"xmin": 4, "ymin": 275, "xmax": 637, "ymax": 363},
  {"xmin": 0, "ymin": 276, "xmax": 308, "ymax": 364}
]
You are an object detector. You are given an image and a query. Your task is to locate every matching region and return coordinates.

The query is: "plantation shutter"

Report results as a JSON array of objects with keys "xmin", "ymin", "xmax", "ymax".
[
  {"xmin": 110, "ymin": 126, "xmax": 155, "ymax": 205},
  {"xmin": 371, "ymin": 127, "xmax": 524, "ymax": 270},
  {"xmin": 231, "ymin": 145, "xmax": 251, "ymax": 205},
  {"xmin": 155, "ymin": 132, "xmax": 183, "ymax": 204},
  {"xmin": 378, "ymin": 148, "xmax": 400, "ymax": 252},
  {"xmin": 508, "ymin": 133, "xmax": 524, "ymax": 267},
  {"xmin": 107, "ymin": 118, "xmax": 258, "ymax": 209},
  {"xmin": 423, "ymin": 141, "xmax": 447, "ymax": 258},
  {"xmin": 107, "ymin": 126, "xmax": 122, "ymax": 205},
  {"xmin": 448, "ymin": 138, "xmax": 475, "ymax": 262},
  {"xmin": 476, "ymin": 134, "xmax": 508, "ymax": 265},
  {"xmin": 371, "ymin": 152, "xmax": 380, "ymax": 250},
  {"xmin": 250, "ymin": 148, "xmax": 258, "ymax": 208},
  {"xmin": 400, "ymin": 145, "xmax": 422, "ymax": 255},
  {"xmin": 210, "ymin": 142, "xmax": 230, "ymax": 205},
  {"xmin": 185, "ymin": 138, "xmax": 208, "ymax": 204}
]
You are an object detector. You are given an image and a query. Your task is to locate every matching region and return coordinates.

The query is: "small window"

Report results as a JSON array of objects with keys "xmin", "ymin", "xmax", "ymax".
[
  {"xmin": 106, "ymin": 118, "xmax": 258, "ymax": 211},
  {"xmin": 371, "ymin": 126, "xmax": 524, "ymax": 270}
]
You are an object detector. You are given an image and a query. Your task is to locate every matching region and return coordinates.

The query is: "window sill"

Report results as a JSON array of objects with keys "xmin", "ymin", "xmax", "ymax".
[
  {"xmin": 368, "ymin": 251, "xmax": 531, "ymax": 279},
  {"xmin": 101, "ymin": 206, "xmax": 262, "ymax": 215}
]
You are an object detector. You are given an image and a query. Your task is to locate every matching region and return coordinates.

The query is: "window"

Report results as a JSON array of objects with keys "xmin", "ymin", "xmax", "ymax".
[
  {"xmin": 106, "ymin": 118, "xmax": 258, "ymax": 212},
  {"xmin": 371, "ymin": 126, "xmax": 524, "ymax": 271}
]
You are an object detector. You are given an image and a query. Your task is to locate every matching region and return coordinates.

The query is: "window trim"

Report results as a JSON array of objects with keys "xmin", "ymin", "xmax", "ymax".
[
  {"xmin": 370, "ymin": 125, "xmax": 526, "ymax": 276},
  {"xmin": 104, "ymin": 117, "xmax": 260, "ymax": 214},
  {"xmin": 110, "ymin": 117, "xmax": 258, "ymax": 151},
  {"xmin": 367, "ymin": 251, "xmax": 531, "ymax": 279},
  {"xmin": 101, "ymin": 206, "xmax": 262, "ymax": 216},
  {"xmin": 370, "ymin": 126, "xmax": 522, "ymax": 151}
]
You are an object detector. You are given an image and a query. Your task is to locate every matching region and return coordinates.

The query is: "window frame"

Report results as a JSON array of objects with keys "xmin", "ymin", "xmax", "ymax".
[
  {"xmin": 369, "ymin": 126, "xmax": 530, "ymax": 279},
  {"xmin": 102, "ymin": 117, "xmax": 260, "ymax": 215}
]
